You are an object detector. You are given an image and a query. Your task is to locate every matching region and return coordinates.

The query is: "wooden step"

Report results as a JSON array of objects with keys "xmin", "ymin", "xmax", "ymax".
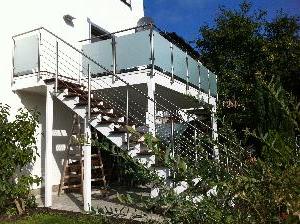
[
  {"xmin": 67, "ymin": 163, "xmax": 81, "ymax": 168},
  {"xmin": 75, "ymin": 102, "xmax": 108, "ymax": 110},
  {"xmin": 62, "ymin": 184, "xmax": 82, "ymax": 190},
  {"xmin": 64, "ymin": 174, "xmax": 81, "ymax": 179},
  {"xmin": 136, "ymin": 151, "xmax": 153, "ymax": 156},
  {"xmin": 111, "ymin": 125, "xmax": 137, "ymax": 134},
  {"xmin": 92, "ymin": 111, "xmax": 123, "ymax": 118},
  {"xmin": 92, "ymin": 165, "xmax": 104, "ymax": 170},
  {"xmin": 98, "ymin": 119, "xmax": 135, "ymax": 126},
  {"xmin": 44, "ymin": 78, "xmax": 84, "ymax": 89},
  {"xmin": 91, "ymin": 177, "xmax": 105, "ymax": 182},
  {"xmin": 64, "ymin": 93, "xmax": 89, "ymax": 101}
]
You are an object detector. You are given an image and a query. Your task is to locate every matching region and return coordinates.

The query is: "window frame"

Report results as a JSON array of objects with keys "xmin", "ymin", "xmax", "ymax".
[{"xmin": 120, "ymin": 0, "xmax": 131, "ymax": 8}]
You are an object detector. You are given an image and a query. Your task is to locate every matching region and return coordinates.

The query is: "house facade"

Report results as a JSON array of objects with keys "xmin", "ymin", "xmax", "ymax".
[{"xmin": 1, "ymin": 0, "xmax": 218, "ymax": 211}]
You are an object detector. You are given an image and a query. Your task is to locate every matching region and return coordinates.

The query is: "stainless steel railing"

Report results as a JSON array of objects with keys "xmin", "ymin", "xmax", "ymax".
[{"xmin": 12, "ymin": 26, "xmax": 247, "ymax": 174}]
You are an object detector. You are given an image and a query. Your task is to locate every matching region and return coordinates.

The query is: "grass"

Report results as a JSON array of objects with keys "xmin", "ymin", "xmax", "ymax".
[
  {"xmin": 1, "ymin": 208, "xmax": 143, "ymax": 224},
  {"xmin": 2, "ymin": 213, "xmax": 106, "ymax": 224}
]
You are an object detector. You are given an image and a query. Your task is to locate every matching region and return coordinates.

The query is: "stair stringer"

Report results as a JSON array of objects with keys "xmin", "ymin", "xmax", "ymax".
[{"xmin": 53, "ymin": 86, "xmax": 159, "ymax": 170}]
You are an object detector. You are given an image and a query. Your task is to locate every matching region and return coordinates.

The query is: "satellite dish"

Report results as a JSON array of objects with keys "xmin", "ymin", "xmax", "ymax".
[{"xmin": 136, "ymin": 16, "xmax": 154, "ymax": 32}]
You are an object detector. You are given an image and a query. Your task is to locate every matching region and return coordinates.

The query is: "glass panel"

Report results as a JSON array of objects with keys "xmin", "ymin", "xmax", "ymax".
[
  {"xmin": 82, "ymin": 38, "xmax": 113, "ymax": 76},
  {"xmin": 156, "ymin": 123, "xmax": 188, "ymax": 144},
  {"xmin": 173, "ymin": 45, "xmax": 187, "ymax": 82},
  {"xmin": 154, "ymin": 32, "xmax": 172, "ymax": 75},
  {"xmin": 209, "ymin": 71, "xmax": 217, "ymax": 97},
  {"xmin": 187, "ymin": 56, "xmax": 200, "ymax": 89},
  {"xmin": 14, "ymin": 35, "xmax": 39, "ymax": 76},
  {"xmin": 200, "ymin": 64, "xmax": 209, "ymax": 93},
  {"xmin": 116, "ymin": 30, "xmax": 151, "ymax": 72}
]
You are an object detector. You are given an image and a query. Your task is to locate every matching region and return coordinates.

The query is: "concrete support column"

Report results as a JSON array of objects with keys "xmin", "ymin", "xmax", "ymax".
[
  {"xmin": 146, "ymin": 77, "xmax": 156, "ymax": 135},
  {"xmin": 211, "ymin": 105, "xmax": 219, "ymax": 161},
  {"xmin": 45, "ymin": 86, "xmax": 54, "ymax": 207},
  {"xmin": 83, "ymin": 117, "xmax": 91, "ymax": 212}
]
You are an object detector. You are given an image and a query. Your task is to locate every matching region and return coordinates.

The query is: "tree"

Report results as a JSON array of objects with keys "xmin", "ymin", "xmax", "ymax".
[
  {"xmin": 140, "ymin": 77, "xmax": 300, "ymax": 224},
  {"xmin": 132, "ymin": 2, "xmax": 300, "ymax": 223},
  {"xmin": 197, "ymin": 1, "xmax": 300, "ymax": 140},
  {"xmin": 0, "ymin": 104, "xmax": 42, "ymax": 215}
]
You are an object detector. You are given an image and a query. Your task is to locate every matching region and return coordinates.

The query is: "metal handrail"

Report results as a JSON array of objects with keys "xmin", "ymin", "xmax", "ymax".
[
  {"xmin": 12, "ymin": 26, "xmax": 244, "ymax": 155},
  {"xmin": 39, "ymin": 49, "xmax": 246, "ymax": 170}
]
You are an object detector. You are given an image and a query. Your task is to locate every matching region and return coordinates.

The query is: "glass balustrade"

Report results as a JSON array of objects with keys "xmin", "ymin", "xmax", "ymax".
[
  {"xmin": 209, "ymin": 72, "xmax": 217, "ymax": 97},
  {"xmin": 187, "ymin": 55, "xmax": 200, "ymax": 89},
  {"xmin": 200, "ymin": 64, "xmax": 209, "ymax": 94},
  {"xmin": 82, "ymin": 30, "xmax": 217, "ymax": 97},
  {"xmin": 12, "ymin": 28, "xmax": 216, "ymax": 97},
  {"xmin": 116, "ymin": 30, "xmax": 151, "ymax": 72},
  {"xmin": 14, "ymin": 35, "xmax": 39, "ymax": 76},
  {"xmin": 82, "ymin": 38, "xmax": 113, "ymax": 76}
]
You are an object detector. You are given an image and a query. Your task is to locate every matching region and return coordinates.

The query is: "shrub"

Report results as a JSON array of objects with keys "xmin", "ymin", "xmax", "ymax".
[{"xmin": 0, "ymin": 104, "xmax": 42, "ymax": 215}]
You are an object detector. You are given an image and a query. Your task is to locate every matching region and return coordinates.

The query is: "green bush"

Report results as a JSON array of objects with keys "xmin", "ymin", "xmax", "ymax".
[{"xmin": 0, "ymin": 104, "xmax": 42, "ymax": 215}]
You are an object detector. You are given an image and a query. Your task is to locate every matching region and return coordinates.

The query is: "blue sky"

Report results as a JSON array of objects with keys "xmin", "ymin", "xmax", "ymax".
[{"xmin": 144, "ymin": 0, "xmax": 300, "ymax": 43}]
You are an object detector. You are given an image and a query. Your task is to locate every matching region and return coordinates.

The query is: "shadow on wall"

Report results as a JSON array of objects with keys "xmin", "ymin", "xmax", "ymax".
[{"xmin": 17, "ymin": 89, "xmax": 74, "ymax": 191}]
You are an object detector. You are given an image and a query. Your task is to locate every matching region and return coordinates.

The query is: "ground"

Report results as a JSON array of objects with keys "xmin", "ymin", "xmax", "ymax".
[{"xmin": 34, "ymin": 187, "xmax": 162, "ymax": 223}]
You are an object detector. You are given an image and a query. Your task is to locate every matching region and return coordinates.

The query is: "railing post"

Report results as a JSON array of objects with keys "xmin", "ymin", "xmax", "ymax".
[
  {"xmin": 194, "ymin": 129, "xmax": 198, "ymax": 162},
  {"xmin": 112, "ymin": 36, "xmax": 117, "ymax": 82},
  {"xmin": 55, "ymin": 41, "xmax": 59, "ymax": 92},
  {"xmin": 185, "ymin": 51, "xmax": 189, "ymax": 91},
  {"xmin": 207, "ymin": 69, "xmax": 210, "ymax": 105},
  {"xmin": 126, "ymin": 85, "xmax": 130, "ymax": 151},
  {"xmin": 296, "ymin": 135, "xmax": 300, "ymax": 157},
  {"xmin": 211, "ymin": 105, "xmax": 219, "ymax": 161},
  {"xmin": 87, "ymin": 64, "xmax": 91, "ymax": 121},
  {"xmin": 170, "ymin": 43, "xmax": 174, "ymax": 83},
  {"xmin": 225, "ymin": 146, "xmax": 229, "ymax": 172},
  {"xmin": 37, "ymin": 31, "xmax": 41, "ymax": 81},
  {"xmin": 197, "ymin": 61, "xmax": 201, "ymax": 100},
  {"xmin": 11, "ymin": 38, "xmax": 16, "ymax": 86},
  {"xmin": 78, "ymin": 51, "xmax": 82, "ymax": 85},
  {"xmin": 149, "ymin": 24, "xmax": 155, "ymax": 77},
  {"xmin": 171, "ymin": 114, "xmax": 175, "ymax": 157},
  {"xmin": 215, "ymin": 74, "xmax": 219, "ymax": 103}
]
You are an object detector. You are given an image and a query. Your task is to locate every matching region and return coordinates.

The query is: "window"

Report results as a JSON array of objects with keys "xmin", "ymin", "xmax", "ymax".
[
  {"xmin": 120, "ymin": 0, "xmax": 131, "ymax": 7},
  {"xmin": 90, "ymin": 24, "xmax": 111, "ymax": 43}
]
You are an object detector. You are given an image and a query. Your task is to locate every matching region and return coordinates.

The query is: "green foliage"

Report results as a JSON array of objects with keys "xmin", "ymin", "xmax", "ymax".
[
  {"xmin": 2, "ymin": 211, "xmax": 109, "ymax": 224},
  {"xmin": 197, "ymin": 0, "xmax": 300, "ymax": 137},
  {"xmin": 92, "ymin": 136, "xmax": 158, "ymax": 185},
  {"xmin": 139, "ymin": 77, "xmax": 300, "ymax": 223},
  {"xmin": 0, "ymin": 104, "xmax": 42, "ymax": 215}
]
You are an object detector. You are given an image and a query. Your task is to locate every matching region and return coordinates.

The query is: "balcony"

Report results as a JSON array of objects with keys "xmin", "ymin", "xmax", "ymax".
[
  {"xmin": 12, "ymin": 26, "xmax": 217, "ymax": 100},
  {"xmin": 82, "ymin": 28, "xmax": 217, "ymax": 97}
]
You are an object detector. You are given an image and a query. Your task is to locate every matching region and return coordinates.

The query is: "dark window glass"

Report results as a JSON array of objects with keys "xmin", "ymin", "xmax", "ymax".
[
  {"xmin": 91, "ymin": 25, "xmax": 111, "ymax": 43},
  {"xmin": 120, "ymin": 0, "xmax": 131, "ymax": 7}
]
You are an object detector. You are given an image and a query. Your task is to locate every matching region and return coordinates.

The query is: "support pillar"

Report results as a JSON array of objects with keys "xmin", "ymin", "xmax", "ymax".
[
  {"xmin": 45, "ymin": 86, "xmax": 54, "ymax": 207},
  {"xmin": 146, "ymin": 77, "xmax": 156, "ymax": 135},
  {"xmin": 83, "ymin": 117, "xmax": 91, "ymax": 212}
]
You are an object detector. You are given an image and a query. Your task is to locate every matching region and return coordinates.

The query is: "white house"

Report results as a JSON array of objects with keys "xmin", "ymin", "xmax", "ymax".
[{"xmin": 0, "ymin": 0, "xmax": 218, "ymax": 212}]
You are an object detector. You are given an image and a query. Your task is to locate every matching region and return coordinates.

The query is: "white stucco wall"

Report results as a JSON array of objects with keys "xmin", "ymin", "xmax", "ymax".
[{"xmin": 0, "ymin": 0, "xmax": 144, "ymax": 189}]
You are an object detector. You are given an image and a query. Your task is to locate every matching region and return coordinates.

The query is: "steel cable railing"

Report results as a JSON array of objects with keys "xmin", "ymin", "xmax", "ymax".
[
  {"xmin": 41, "ymin": 50, "xmax": 226, "ymax": 171},
  {"xmin": 45, "ymin": 54, "xmax": 245, "ymax": 173},
  {"xmin": 41, "ymin": 43, "xmax": 202, "ymax": 160},
  {"xmin": 40, "ymin": 39, "xmax": 213, "ymax": 158},
  {"xmin": 12, "ymin": 27, "xmax": 247, "ymax": 173}
]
